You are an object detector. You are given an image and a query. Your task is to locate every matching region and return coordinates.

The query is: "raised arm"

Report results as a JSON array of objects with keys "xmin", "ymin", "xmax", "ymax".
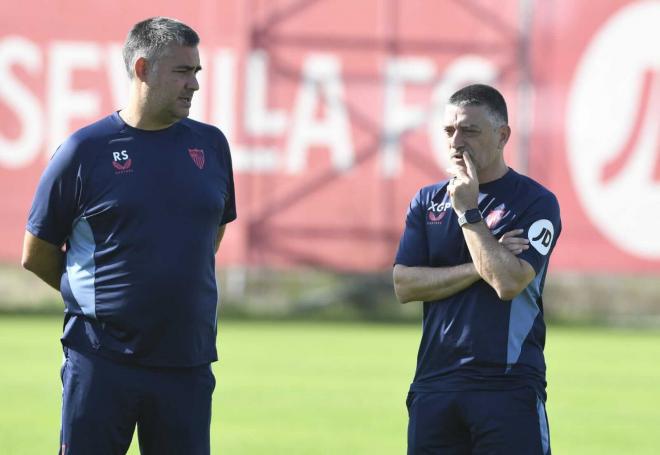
[
  {"xmin": 21, "ymin": 231, "xmax": 64, "ymax": 291},
  {"xmin": 449, "ymin": 154, "xmax": 535, "ymax": 300}
]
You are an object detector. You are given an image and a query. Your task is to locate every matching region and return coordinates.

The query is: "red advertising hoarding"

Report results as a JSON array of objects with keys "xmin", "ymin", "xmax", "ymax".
[{"xmin": 1, "ymin": 0, "xmax": 658, "ymax": 273}]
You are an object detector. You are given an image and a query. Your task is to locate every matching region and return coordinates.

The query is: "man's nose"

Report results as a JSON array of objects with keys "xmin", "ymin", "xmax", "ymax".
[
  {"xmin": 187, "ymin": 74, "xmax": 200, "ymax": 91},
  {"xmin": 449, "ymin": 130, "xmax": 464, "ymax": 149}
]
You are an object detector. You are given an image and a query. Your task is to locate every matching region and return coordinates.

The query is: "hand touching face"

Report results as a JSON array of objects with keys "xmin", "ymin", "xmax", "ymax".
[
  {"xmin": 447, "ymin": 150, "xmax": 480, "ymax": 215},
  {"xmin": 443, "ymin": 103, "xmax": 510, "ymax": 184}
]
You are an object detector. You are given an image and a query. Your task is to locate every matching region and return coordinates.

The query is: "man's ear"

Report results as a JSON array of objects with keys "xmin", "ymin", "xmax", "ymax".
[
  {"xmin": 498, "ymin": 125, "xmax": 511, "ymax": 149},
  {"xmin": 134, "ymin": 57, "xmax": 149, "ymax": 82}
]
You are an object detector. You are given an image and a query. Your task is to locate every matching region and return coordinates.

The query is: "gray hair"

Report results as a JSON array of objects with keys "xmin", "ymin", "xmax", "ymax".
[
  {"xmin": 122, "ymin": 17, "xmax": 200, "ymax": 78},
  {"xmin": 448, "ymin": 84, "xmax": 508, "ymax": 128}
]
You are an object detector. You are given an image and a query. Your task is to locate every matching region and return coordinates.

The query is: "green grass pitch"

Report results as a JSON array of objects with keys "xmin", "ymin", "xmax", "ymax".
[{"xmin": 0, "ymin": 316, "xmax": 659, "ymax": 454}]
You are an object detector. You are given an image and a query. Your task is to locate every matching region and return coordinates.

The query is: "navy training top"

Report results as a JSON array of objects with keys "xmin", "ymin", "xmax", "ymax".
[
  {"xmin": 27, "ymin": 112, "xmax": 237, "ymax": 367},
  {"xmin": 395, "ymin": 169, "xmax": 561, "ymax": 399}
]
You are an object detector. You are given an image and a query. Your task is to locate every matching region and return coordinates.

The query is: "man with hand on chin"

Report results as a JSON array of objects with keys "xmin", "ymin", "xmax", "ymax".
[{"xmin": 393, "ymin": 84, "xmax": 560, "ymax": 455}]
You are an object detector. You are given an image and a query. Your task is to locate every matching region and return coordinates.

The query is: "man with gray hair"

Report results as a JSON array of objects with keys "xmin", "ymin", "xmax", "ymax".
[
  {"xmin": 22, "ymin": 17, "xmax": 236, "ymax": 454},
  {"xmin": 394, "ymin": 84, "xmax": 561, "ymax": 454}
]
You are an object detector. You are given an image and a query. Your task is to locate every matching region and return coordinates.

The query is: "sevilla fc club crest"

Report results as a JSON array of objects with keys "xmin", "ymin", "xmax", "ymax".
[
  {"xmin": 485, "ymin": 209, "xmax": 505, "ymax": 229},
  {"xmin": 189, "ymin": 148, "xmax": 205, "ymax": 169}
]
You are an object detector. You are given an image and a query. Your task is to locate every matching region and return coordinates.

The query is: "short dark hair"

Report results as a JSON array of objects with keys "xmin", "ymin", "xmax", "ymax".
[
  {"xmin": 448, "ymin": 84, "xmax": 508, "ymax": 126},
  {"xmin": 123, "ymin": 17, "xmax": 200, "ymax": 78}
]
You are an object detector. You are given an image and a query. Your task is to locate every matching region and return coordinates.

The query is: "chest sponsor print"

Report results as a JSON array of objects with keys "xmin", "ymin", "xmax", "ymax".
[
  {"xmin": 428, "ymin": 211, "xmax": 447, "ymax": 223},
  {"xmin": 112, "ymin": 150, "xmax": 133, "ymax": 174},
  {"xmin": 427, "ymin": 200, "xmax": 451, "ymax": 224}
]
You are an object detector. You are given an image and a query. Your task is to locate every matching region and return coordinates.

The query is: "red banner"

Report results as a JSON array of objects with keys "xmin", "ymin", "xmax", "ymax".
[{"xmin": 1, "ymin": 0, "xmax": 659, "ymax": 273}]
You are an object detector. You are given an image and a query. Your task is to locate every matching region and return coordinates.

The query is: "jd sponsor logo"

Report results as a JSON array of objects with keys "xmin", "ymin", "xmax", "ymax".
[
  {"xmin": 528, "ymin": 219, "xmax": 554, "ymax": 256},
  {"xmin": 567, "ymin": 0, "xmax": 660, "ymax": 258}
]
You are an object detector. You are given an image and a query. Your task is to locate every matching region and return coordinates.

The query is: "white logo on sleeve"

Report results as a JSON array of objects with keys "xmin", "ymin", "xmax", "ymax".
[{"xmin": 528, "ymin": 219, "xmax": 554, "ymax": 255}]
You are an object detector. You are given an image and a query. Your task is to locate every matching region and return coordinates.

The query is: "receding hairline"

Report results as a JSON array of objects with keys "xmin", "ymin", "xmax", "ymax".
[
  {"xmin": 444, "ymin": 102, "xmax": 507, "ymax": 129},
  {"xmin": 447, "ymin": 84, "xmax": 509, "ymax": 126},
  {"xmin": 122, "ymin": 16, "xmax": 200, "ymax": 77}
]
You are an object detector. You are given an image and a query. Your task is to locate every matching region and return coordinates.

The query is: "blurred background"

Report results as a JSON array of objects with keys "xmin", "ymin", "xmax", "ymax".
[{"xmin": 1, "ymin": 1, "xmax": 659, "ymax": 454}]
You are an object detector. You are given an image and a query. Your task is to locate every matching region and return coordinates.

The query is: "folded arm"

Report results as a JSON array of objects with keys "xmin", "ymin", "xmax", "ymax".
[
  {"xmin": 393, "ymin": 263, "xmax": 481, "ymax": 303},
  {"xmin": 461, "ymin": 222, "xmax": 535, "ymax": 300},
  {"xmin": 393, "ymin": 229, "xmax": 531, "ymax": 303}
]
